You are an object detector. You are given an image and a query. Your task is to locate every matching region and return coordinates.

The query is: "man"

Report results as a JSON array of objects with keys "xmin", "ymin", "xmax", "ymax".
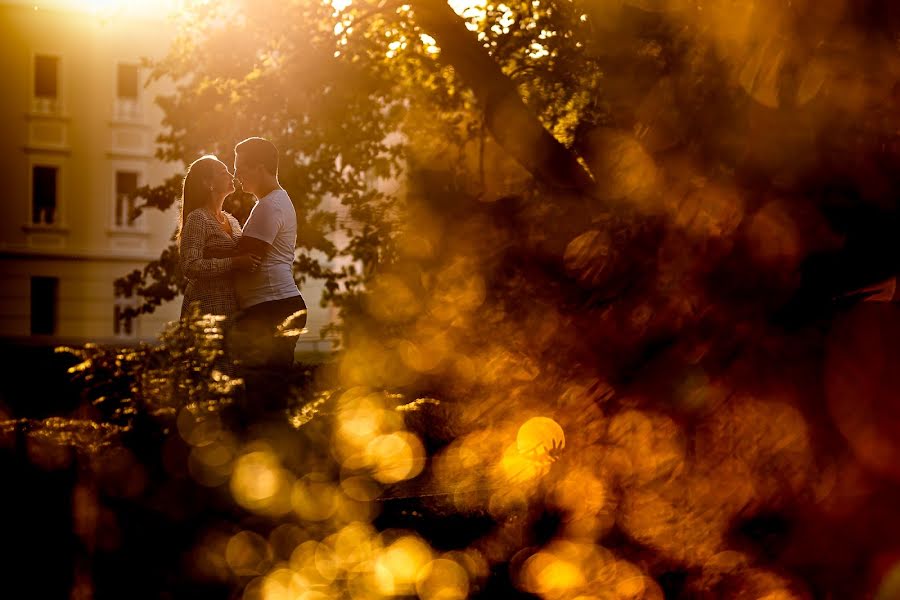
[{"xmin": 231, "ymin": 137, "xmax": 307, "ymax": 371}]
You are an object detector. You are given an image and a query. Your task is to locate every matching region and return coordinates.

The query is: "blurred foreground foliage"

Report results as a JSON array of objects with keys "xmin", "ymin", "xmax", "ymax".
[
  {"xmin": 2, "ymin": 307, "xmax": 240, "ymax": 451},
  {"xmin": 8, "ymin": 0, "xmax": 900, "ymax": 598}
]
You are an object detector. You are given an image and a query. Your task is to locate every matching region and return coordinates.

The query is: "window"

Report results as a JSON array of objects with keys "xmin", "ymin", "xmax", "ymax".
[
  {"xmin": 34, "ymin": 55, "xmax": 58, "ymax": 99},
  {"xmin": 32, "ymin": 165, "xmax": 58, "ymax": 225},
  {"xmin": 115, "ymin": 171, "xmax": 139, "ymax": 227},
  {"xmin": 31, "ymin": 277, "xmax": 58, "ymax": 335},
  {"xmin": 115, "ymin": 63, "xmax": 140, "ymax": 119},
  {"xmin": 113, "ymin": 304, "xmax": 134, "ymax": 337},
  {"xmin": 117, "ymin": 64, "xmax": 138, "ymax": 99}
]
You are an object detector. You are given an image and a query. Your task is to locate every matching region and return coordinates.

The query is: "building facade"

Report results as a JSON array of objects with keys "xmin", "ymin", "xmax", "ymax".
[
  {"xmin": 0, "ymin": 1, "xmax": 182, "ymax": 345},
  {"xmin": 0, "ymin": 1, "xmax": 336, "ymax": 352}
]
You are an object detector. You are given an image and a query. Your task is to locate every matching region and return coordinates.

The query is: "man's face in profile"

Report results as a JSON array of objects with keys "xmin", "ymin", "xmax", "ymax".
[{"xmin": 233, "ymin": 153, "xmax": 257, "ymax": 196}]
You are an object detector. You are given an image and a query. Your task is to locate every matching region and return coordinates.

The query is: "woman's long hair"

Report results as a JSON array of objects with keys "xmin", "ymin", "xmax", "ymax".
[{"xmin": 177, "ymin": 155, "xmax": 220, "ymax": 246}]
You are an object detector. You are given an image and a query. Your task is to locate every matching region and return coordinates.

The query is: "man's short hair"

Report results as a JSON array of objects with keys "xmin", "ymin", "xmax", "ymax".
[{"xmin": 235, "ymin": 137, "xmax": 279, "ymax": 176}]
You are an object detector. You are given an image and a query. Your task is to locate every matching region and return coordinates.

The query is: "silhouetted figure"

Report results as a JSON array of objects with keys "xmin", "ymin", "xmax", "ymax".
[{"xmin": 227, "ymin": 137, "xmax": 307, "ymax": 420}]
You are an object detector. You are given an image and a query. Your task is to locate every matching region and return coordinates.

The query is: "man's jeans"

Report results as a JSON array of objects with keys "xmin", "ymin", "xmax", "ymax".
[{"xmin": 227, "ymin": 295, "xmax": 307, "ymax": 419}]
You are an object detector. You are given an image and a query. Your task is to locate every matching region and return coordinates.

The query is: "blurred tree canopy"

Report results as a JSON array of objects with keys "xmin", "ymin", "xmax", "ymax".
[
  {"xmin": 117, "ymin": 0, "xmax": 900, "ymax": 335},
  {"xmin": 40, "ymin": 1, "xmax": 900, "ymax": 597}
]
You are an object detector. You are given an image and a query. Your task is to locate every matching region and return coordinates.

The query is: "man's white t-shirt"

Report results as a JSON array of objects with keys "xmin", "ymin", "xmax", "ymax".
[{"xmin": 235, "ymin": 188, "xmax": 301, "ymax": 309}]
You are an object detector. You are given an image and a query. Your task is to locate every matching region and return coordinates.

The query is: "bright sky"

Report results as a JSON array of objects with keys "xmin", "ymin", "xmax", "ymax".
[
  {"xmin": 25, "ymin": 0, "xmax": 184, "ymax": 19},
  {"xmin": 23, "ymin": 0, "xmax": 489, "ymax": 22},
  {"xmin": 448, "ymin": 0, "xmax": 487, "ymax": 15},
  {"xmin": 330, "ymin": 0, "xmax": 488, "ymax": 17}
]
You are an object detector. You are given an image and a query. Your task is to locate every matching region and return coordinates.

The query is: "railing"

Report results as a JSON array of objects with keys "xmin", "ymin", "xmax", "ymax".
[
  {"xmin": 113, "ymin": 98, "xmax": 142, "ymax": 121},
  {"xmin": 31, "ymin": 97, "xmax": 60, "ymax": 115}
]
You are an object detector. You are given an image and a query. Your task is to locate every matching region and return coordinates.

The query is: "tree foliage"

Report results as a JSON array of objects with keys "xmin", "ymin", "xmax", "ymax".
[
  {"xmin": 91, "ymin": 0, "xmax": 900, "ymax": 597},
  {"xmin": 118, "ymin": 0, "xmax": 900, "ymax": 327}
]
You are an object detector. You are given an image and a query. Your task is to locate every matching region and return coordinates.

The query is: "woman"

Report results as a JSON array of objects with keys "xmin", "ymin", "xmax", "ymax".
[{"xmin": 178, "ymin": 155, "xmax": 259, "ymax": 321}]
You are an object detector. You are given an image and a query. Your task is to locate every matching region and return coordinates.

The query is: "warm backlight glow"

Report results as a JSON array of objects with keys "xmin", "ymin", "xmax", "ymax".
[
  {"xmin": 416, "ymin": 558, "xmax": 470, "ymax": 600},
  {"xmin": 448, "ymin": 0, "xmax": 486, "ymax": 17},
  {"xmin": 375, "ymin": 535, "xmax": 433, "ymax": 595},
  {"xmin": 516, "ymin": 416, "xmax": 565, "ymax": 456},
  {"xmin": 291, "ymin": 475, "xmax": 339, "ymax": 521},
  {"xmin": 521, "ymin": 551, "xmax": 586, "ymax": 597},
  {"xmin": 365, "ymin": 432, "xmax": 426, "ymax": 484},
  {"xmin": 42, "ymin": 0, "xmax": 184, "ymax": 18},
  {"xmin": 230, "ymin": 448, "xmax": 295, "ymax": 515}
]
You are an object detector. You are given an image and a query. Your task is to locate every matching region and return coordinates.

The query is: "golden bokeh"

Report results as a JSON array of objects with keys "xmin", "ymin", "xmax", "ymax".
[
  {"xmin": 551, "ymin": 466, "xmax": 612, "ymax": 540},
  {"xmin": 226, "ymin": 531, "xmax": 274, "ymax": 578},
  {"xmin": 332, "ymin": 521, "xmax": 382, "ymax": 569},
  {"xmin": 289, "ymin": 540, "xmax": 338, "ymax": 586},
  {"xmin": 258, "ymin": 567, "xmax": 308, "ymax": 600},
  {"xmin": 188, "ymin": 434, "xmax": 236, "ymax": 487},
  {"xmin": 14, "ymin": 0, "xmax": 900, "ymax": 597},
  {"xmin": 340, "ymin": 474, "xmax": 383, "ymax": 502},
  {"xmin": 366, "ymin": 273, "xmax": 424, "ymax": 323},
  {"xmin": 499, "ymin": 442, "xmax": 545, "ymax": 484},
  {"xmin": 606, "ymin": 410, "xmax": 686, "ymax": 487},
  {"xmin": 291, "ymin": 474, "xmax": 340, "ymax": 522},
  {"xmin": 516, "ymin": 416, "xmax": 565, "ymax": 456},
  {"xmin": 416, "ymin": 558, "xmax": 470, "ymax": 600},
  {"xmin": 332, "ymin": 389, "xmax": 405, "ymax": 463},
  {"xmin": 364, "ymin": 431, "xmax": 426, "ymax": 484},
  {"xmin": 374, "ymin": 534, "xmax": 434, "ymax": 596},
  {"xmin": 230, "ymin": 447, "xmax": 295, "ymax": 516},
  {"xmin": 518, "ymin": 541, "xmax": 622, "ymax": 599}
]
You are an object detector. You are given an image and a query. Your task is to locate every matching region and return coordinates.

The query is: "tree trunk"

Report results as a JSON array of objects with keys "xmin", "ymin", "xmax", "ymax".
[{"xmin": 409, "ymin": 0, "xmax": 596, "ymax": 194}]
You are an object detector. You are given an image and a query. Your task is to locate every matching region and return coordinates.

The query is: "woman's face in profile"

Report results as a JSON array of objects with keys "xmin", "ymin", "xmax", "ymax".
[{"xmin": 211, "ymin": 161, "xmax": 235, "ymax": 195}]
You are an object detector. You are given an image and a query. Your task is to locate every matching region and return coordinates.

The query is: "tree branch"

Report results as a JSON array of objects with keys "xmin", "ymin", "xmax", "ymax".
[{"xmin": 409, "ymin": 0, "xmax": 596, "ymax": 194}]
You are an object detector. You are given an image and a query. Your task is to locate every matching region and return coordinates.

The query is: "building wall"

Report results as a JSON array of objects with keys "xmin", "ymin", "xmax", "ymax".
[
  {"xmin": 0, "ymin": 2, "xmax": 182, "ymax": 344},
  {"xmin": 0, "ymin": 1, "xmax": 339, "ymax": 352}
]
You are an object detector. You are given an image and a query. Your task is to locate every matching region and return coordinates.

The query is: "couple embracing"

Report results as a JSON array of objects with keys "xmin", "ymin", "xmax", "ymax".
[{"xmin": 178, "ymin": 137, "xmax": 306, "ymax": 382}]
